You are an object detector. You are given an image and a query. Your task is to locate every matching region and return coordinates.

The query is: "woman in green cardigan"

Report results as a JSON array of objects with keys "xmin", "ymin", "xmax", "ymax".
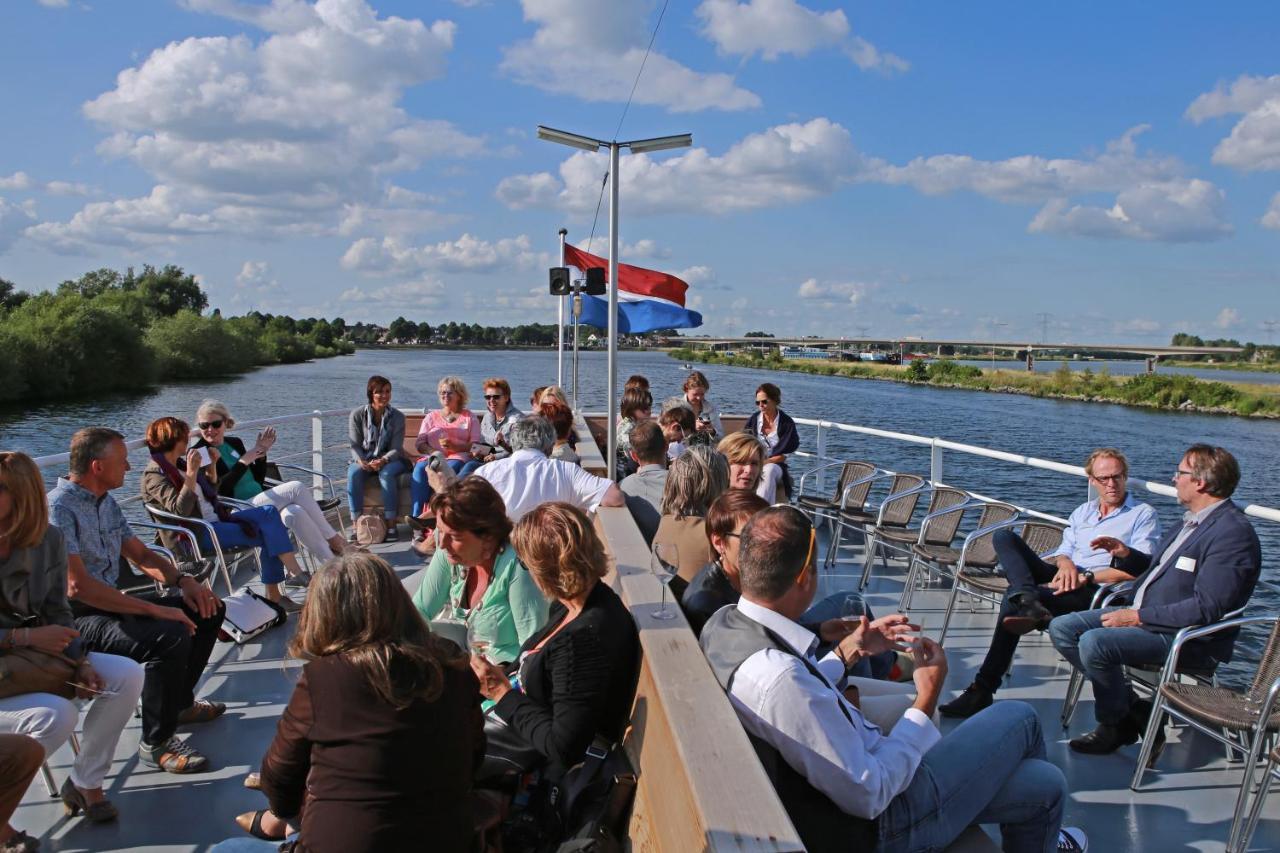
[{"xmin": 412, "ymin": 478, "xmax": 547, "ymax": 665}]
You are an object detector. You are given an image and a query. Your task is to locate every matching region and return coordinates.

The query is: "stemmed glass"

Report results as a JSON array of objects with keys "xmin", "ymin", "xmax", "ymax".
[
  {"xmin": 466, "ymin": 619, "xmax": 491, "ymax": 663},
  {"xmin": 650, "ymin": 542, "xmax": 680, "ymax": 620}
]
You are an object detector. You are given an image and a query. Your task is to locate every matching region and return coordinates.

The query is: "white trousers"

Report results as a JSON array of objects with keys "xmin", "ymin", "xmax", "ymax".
[
  {"xmin": 251, "ymin": 479, "xmax": 338, "ymax": 564},
  {"xmin": 847, "ymin": 676, "xmax": 939, "ymax": 733},
  {"xmin": 0, "ymin": 651, "xmax": 144, "ymax": 789},
  {"xmin": 756, "ymin": 463, "xmax": 785, "ymax": 504}
]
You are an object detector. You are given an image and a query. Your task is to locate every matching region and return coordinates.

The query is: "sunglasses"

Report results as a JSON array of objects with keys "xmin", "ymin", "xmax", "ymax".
[
  {"xmin": 439, "ymin": 390, "xmax": 457, "ymax": 397},
  {"xmin": 197, "ymin": 420, "xmax": 224, "ymax": 430},
  {"xmin": 1091, "ymin": 474, "xmax": 1125, "ymax": 484},
  {"xmin": 794, "ymin": 527, "xmax": 817, "ymax": 587},
  {"xmin": 483, "ymin": 394, "xmax": 505, "ymax": 401},
  {"xmin": 755, "ymin": 399, "xmax": 770, "ymax": 406}
]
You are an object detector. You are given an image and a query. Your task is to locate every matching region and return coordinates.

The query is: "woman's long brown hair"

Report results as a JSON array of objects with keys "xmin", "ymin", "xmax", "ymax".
[{"xmin": 289, "ymin": 552, "xmax": 466, "ymax": 709}]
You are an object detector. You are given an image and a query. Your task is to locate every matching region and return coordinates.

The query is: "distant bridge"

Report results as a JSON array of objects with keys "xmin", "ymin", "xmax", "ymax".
[{"xmin": 670, "ymin": 337, "xmax": 1243, "ymax": 359}]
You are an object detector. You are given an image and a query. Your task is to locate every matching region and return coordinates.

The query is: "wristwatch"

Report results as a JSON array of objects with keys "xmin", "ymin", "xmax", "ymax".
[{"xmin": 1083, "ymin": 570, "xmax": 1095, "ymax": 585}]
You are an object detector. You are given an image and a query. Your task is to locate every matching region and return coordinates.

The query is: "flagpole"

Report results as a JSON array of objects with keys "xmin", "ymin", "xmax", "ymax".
[
  {"xmin": 557, "ymin": 228, "xmax": 567, "ymax": 389},
  {"xmin": 606, "ymin": 143, "xmax": 620, "ymax": 480}
]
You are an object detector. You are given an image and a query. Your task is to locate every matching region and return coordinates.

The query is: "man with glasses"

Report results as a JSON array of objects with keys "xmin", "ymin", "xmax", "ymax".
[
  {"xmin": 1049, "ymin": 444, "xmax": 1260, "ymax": 755},
  {"xmin": 941, "ymin": 448, "xmax": 1159, "ymax": 719},
  {"xmin": 700, "ymin": 506, "xmax": 1087, "ymax": 852}
]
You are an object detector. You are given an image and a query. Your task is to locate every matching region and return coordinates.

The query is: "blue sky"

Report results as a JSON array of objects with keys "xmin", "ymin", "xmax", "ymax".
[{"xmin": 2, "ymin": 0, "xmax": 1279, "ymax": 343}]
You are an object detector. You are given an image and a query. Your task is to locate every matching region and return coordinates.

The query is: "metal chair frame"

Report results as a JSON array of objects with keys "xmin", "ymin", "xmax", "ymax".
[
  {"xmin": 794, "ymin": 460, "xmax": 878, "ymax": 560},
  {"xmin": 823, "ymin": 468, "xmax": 896, "ymax": 569},
  {"xmin": 896, "ymin": 489, "xmax": 984, "ymax": 611},
  {"xmin": 855, "ymin": 477, "xmax": 932, "ymax": 590},
  {"xmin": 1127, "ymin": 615, "xmax": 1280, "ymax": 853},
  {"xmin": 1236, "ymin": 727, "xmax": 1280, "ymax": 853},
  {"xmin": 265, "ymin": 461, "xmax": 348, "ymax": 539},
  {"xmin": 935, "ymin": 513, "xmax": 1037, "ymax": 644},
  {"xmin": 143, "ymin": 503, "xmax": 259, "ymax": 595}
]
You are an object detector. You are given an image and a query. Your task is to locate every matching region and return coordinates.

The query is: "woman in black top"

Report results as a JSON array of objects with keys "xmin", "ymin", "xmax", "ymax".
[
  {"xmin": 471, "ymin": 502, "xmax": 640, "ymax": 776},
  {"xmin": 742, "ymin": 382, "xmax": 800, "ymax": 498}
]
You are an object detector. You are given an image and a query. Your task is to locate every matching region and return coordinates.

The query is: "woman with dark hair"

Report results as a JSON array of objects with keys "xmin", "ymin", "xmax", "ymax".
[
  {"xmin": 412, "ymin": 479, "xmax": 547, "ymax": 665},
  {"xmin": 347, "ymin": 375, "xmax": 408, "ymax": 541},
  {"xmin": 470, "ymin": 503, "xmax": 639, "ymax": 779},
  {"xmin": 0, "ymin": 451, "xmax": 145, "ymax": 832},
  {"xmin": 742, "ymin": 382, "xmax": 799, "ymax": 500},
  {"xmin": 192, "ymin": 399, "xmax": 347, "ymax": 566},
  {"xmin": 216, "ymin": 552, "xmax": 484, "ymax": 853},
  {"xmin": 541, "ymin": 400, "xmax": 579, "ymax": 465},
  {"xmin": 615, "ymin": 387, "xmax": 653, "ymax": 479},
  {"xmin": 140, "ymin": 417, "xmax": 306, "ymax": 611}
]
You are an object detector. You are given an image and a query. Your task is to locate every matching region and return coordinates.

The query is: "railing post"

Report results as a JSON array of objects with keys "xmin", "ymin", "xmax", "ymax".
[
  {"xmin": 311, "ymin": 411, "xmax": 324, "ymax": 499},
  {"xmin": 930, "ymin": 438, "xmax": 944, "ymax": 484},
  {"xmin": 815, "ymin": 422, "xmax": 828, "ymax": 495}
]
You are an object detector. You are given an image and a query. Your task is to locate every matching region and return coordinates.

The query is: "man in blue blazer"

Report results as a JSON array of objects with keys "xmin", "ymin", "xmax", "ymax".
[{"xmin": 1049, "ymin": 444, "xmax": 1261, "ymax": 755}]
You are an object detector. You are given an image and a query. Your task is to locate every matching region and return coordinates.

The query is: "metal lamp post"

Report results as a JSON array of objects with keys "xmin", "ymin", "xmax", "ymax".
[{"xmin": 536, "ymin": 125, "xmax": 692, "ymax": 478}]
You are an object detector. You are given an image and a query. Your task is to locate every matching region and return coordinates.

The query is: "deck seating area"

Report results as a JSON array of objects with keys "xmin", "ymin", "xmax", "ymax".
[{"xmin": 15, "ymin": 419, "xmax": 1280, "ymax": 853}]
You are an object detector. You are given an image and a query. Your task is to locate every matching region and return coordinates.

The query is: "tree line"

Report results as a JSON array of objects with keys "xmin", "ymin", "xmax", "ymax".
[{"xmin": 0, "ymin": 265, "xmax": 354, "ymax": 404}]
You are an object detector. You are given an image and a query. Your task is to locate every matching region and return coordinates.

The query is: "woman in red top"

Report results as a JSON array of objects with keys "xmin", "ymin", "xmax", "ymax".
[{"xmin": 409, "ymin": 376, "xmax": 483, "ymax": 536}]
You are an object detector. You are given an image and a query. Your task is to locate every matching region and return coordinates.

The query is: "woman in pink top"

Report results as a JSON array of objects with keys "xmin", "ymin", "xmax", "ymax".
[{"xmin": 409, "ymin": 377, "xmax": 483, "ymax": 527}]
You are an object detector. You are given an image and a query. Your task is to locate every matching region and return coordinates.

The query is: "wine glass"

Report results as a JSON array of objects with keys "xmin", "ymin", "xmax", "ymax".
[
  {"xmin": 466, "ymin": 619, "xmax": 491, "ymax": 662},
  {"xmin": 650, "ymin": 542, "xmax": 680, "ymax": 620}
]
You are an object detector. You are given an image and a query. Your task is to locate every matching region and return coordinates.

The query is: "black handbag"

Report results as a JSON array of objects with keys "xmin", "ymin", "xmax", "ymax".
[{"xmin": 479, "ymin": 713, "xmax": 546, "ymax": 782}]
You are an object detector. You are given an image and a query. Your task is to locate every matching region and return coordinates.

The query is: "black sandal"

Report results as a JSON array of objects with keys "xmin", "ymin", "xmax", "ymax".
[{"xmin": 236, "ymin": 809, "xmax": 286, "ymax": 841}]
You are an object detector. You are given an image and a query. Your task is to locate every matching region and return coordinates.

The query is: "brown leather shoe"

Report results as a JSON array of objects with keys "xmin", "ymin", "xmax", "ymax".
[
  {"xmin": 177, "ymin": 699, "xmax": 227, "ymax": 725},
  {"xmin": 139, "ymin": 736, "xmax": 210, "ymax": 773}
]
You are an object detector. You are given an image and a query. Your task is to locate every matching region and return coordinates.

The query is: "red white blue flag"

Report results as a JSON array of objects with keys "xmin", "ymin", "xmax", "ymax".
[{"xmin": 564, "ymin": 244, "xmax": 703, "ymax": 334}]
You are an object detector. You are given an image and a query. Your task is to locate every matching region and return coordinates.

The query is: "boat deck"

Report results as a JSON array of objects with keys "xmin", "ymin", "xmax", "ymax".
[{"xmin": 14, "ymin": 526, "xmax": 1280, "ymax": 852}]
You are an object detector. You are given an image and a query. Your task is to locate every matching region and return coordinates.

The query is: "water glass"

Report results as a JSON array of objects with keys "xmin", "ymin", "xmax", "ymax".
[
  {"xmin": 839, "ymin": 594, "xmax": 867, "ymax": 623},
  {"xmin": 466, "ymin": 621, "xmax": 491, "ymax": 662},
  {"xmin": 651, "ymin": 542, "xmax": 680, "ymax": 620}
]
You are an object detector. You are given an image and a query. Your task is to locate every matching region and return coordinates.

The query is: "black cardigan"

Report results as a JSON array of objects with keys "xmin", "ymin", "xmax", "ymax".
[
  {"xmin": 191, "ymin": 435, "xmax": 268, "ymax": 498},
  {"xmin": 743, "ymin": 408, "xmax": 800, "ymax": 492},
  {"xmin": 492, "ymin": 581, "xmax": 640, "ymax": 775}
]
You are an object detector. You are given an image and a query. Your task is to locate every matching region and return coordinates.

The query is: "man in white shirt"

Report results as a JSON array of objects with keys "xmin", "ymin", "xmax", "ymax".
[
  {"xmin": 700, "ymin": 506, "xmax": 1087, "ymax": 853},
  {"xmin": 474, "ymin": 416, "xmax": 624, "ymax": 522}
]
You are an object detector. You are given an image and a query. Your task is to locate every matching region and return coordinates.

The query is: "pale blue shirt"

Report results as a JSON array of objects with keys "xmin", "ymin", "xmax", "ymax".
[
  {"xmin": 47, "ymin": 477, "xmax": 136, "ymax": 587},
  {"xmin": 1051, "ymin": 493, "xmax": 1160, "ymax": 571},
  {"xmin": 724, "ymin": 598, "xmax": 940, "ymax": 820}
]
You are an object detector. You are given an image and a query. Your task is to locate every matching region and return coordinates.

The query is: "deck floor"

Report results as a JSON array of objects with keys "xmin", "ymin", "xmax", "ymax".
[{"xmin": 13, "ymin": 526, "xmax": 1280, "ymax": 852}]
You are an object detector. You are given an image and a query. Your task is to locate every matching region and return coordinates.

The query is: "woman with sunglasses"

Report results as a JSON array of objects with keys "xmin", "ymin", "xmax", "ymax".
[
  {"xmin": 742, "ymin": 383, "xmax": 798, "ymax": 501},
  {"xmin": 478, "ymin": 378, "xmax": 522, "ymax": 462},
  {"xmin": 191, "ymin": 400, "xmax": 347, "ymax": 569},
  {"xmin": 408, "ymin": 377, "xmax": 482, "ymax": 541}
]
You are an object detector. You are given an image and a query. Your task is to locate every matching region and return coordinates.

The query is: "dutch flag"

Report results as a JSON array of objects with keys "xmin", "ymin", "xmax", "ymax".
[{"xmin": 564, "ymin": 244, "xmax": 703, "ymax": 334}]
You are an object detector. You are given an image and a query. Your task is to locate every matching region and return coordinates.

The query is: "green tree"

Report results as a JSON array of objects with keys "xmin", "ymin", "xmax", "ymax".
[
  {"xmin": 132, "ymin": 264, "xmax": 208, "ymax": 317},
  {"xmin": 0, "ymin": 277, "xmax": 29, "ymax": 312}
]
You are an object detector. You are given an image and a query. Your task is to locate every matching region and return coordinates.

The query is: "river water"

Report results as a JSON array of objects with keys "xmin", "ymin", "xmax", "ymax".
[{"xmin": 3, "ymin": 348, "xmax": 1277, "ymax": 679}]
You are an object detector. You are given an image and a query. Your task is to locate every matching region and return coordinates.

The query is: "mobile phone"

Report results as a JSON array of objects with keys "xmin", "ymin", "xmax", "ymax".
[{"xmin": 194, "ymin": 446, "xmax": 213, "ymax": 467}]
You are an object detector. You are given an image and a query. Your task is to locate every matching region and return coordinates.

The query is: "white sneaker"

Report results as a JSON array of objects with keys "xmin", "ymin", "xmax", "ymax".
[{"xmin": 1057, "ymin": 827, "xmax": 1088, "ymax": 852}]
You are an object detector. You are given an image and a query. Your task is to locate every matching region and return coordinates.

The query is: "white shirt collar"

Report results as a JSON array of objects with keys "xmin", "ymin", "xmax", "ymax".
[{"xmin": 736, "ymin": 597, "xmax": 819, "ymax": 659}]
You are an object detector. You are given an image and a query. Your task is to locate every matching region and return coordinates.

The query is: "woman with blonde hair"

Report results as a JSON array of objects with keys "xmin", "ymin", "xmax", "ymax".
[
  {"xmin": 654, "ymin": 446, "xmax": 730, "ymax": 589},
  {"xmin": 218, "ymin": 552, "xmax": 483, "ymax": 852},
  {"xmin": 408, "ymin": 376, "xmax": 482, "ymax": 538},
  {"xmin": 470, "ymin": 503, "xmax": 639, "ymax": 779},
  {"xmin": 0, "ymin": 451, "xmax": 145, "ymax": 829},
  {"xmin": 717, "ymin": 432, "xmax": 784, "ymax": 503},
  {"xmin": 191, "ymin": 399, "xmax": 346, "ymax": 569}
]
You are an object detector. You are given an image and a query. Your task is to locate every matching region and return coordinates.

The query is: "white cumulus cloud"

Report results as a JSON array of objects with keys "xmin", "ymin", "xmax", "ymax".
[
  {"xmin": 1027, "ymin": 179, "xmax": 1231, "ymax": 243},
  {"xmin": 33, "ymin": 0, "xmax": 479, "ymax": 252},
  {"xmin": 1215, "ymin": 307, "xmax": 1241, "ymax": 330},
  {"xmin": 0, "ymin": 197, "xmax": 38, "ymax": 254},
  {"xmin": 340, "ymin": 277, "xmax": 446, "ymax": 308},
  {"xmin": 1263, "ymin": 192, "xmax": 1280, "ymax": 230},
  {"xmin": 1187, "ymin": 74, "xmax": 1280, "ymax": 172},
  {"xmin": 696, "ymin": 0, "xmax": 907, "ymax": 72},
  {"xmin": 341, "ymin": 233, "xmax": 545, "ymax": 276},
  {"xmin": 500, "ymin": 0, "xmax": 760, "ymax": 112},
  {"xmin": 0, "ymin": 173, "xmax": 34, "ymax": 191},
  {"xmin": 796, "ymin": 277, "xmax": 875, "ymax": 305}
]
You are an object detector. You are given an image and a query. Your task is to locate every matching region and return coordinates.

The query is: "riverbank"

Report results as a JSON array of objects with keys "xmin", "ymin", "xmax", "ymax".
[
  {"xmin": 671, "ymin": 349, "xmax": 1280, "ymax": 418},
  {"xmin": 1163, "ymin": 360, "xmax": 1280, "ymax": 374}
]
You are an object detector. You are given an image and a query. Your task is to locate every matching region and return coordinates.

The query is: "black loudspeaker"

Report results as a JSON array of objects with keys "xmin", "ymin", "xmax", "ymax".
[
  {"xmin": 584, "ymin": 267, "xmax": 606, "ymax": 295},
  {"xmin": 549, "ymin": 267, "xmax": 571, "ymax": 295}
]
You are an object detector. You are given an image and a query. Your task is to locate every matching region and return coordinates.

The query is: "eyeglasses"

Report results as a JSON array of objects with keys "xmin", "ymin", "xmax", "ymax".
[
  {"xmin": 483, "ymin": 394, "xmax": 504, "ymax": 401},
  {"xmin": 723, "ymin": 532, "xmax": 741, "ymax": 540},
  {"xmin": 1091, "ymin": 474, "xmax": 1126, "ymax": 484},
  {"xmin": 197, "ymin": 420, "xmax": 224, "ymax": 430},
  {"xmin": 438, "ymin": 390, "xmax": 456, "ymax": 397},
  {"xmin": 794, "ymin": 527, "xmax": 817, "ymax": 587},
  {"xmin": 1173, "ymin": 469, "xmax": 1196, "ymax": 481}
]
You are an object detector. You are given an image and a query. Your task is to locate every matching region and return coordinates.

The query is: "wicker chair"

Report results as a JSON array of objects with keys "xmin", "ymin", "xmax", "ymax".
[
  {"xmin": 1131, "ymin": 615, "xmax": 1280, "ymax": 853},
  {"xmin": 795, "ymin": 460, "xmax": 878, "ymax": 564},
  {"xmin": 930, "ymin": 506, "xmax": 1028, "ymax": 642},
  {"xmin": 848, "ymin": 474, "xmax": 928, "ymax": 590},
  {"xmin": 1236, "ymin": 735, "xmax": 1280, "ymax": 853},
  {"xmin": 894, "ymin": 487, "xmax": 982, "ymax": 611}
]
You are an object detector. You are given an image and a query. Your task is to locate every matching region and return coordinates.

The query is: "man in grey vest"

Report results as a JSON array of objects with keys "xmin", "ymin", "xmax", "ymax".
[{"xmin": 700, "ymin": 506, "xmax": 1087, "ymax": 853}]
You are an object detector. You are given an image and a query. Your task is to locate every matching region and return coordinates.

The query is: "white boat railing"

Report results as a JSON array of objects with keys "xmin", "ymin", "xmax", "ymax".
[{"xmin": 30, "ymin": 409, "xmax": 1280, "ymax": 528}]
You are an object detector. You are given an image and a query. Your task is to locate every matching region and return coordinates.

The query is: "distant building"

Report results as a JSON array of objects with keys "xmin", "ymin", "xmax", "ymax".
[{"xmin": 780, "ymin": 346, "xmax": 828, "ymax": 360}]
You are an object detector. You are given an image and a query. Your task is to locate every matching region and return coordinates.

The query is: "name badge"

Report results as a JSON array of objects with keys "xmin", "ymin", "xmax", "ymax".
[{"xmin": 1175, "ymin": 556, "xmax": 1196, "ymax": 572}]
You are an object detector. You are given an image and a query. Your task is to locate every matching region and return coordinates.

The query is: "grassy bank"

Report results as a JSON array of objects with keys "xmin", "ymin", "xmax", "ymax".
[
  {"xmin": 671, "ymin": 349, "xmax": 1280, "ymax": 418},
  {"xmin": 1163, "ymin": 360, "xmax": 1280, "ymax": 374}
]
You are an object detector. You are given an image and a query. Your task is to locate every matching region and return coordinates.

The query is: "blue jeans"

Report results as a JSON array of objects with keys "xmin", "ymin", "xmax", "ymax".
[
  {"xmin": 210, "ymin": 835, "xmax": 298, "ymax": 852},
  {"xmin": 1048, "ymin": 607, "xmax": 1207, "ymax": 725},
  {"xmin": 347, "ymin": 458, "xmax": 408, "ymax": 520},
  {"xmin": 801, "ymin": 590, "xmax": 896, "ymax": 680},
  {"xmin": 879, "ymin": 701, "xmax": 1065, "ymax": 853},
  {"xmin": 199, "ymin": 505, "xmax": 292, "ymax": 584},
  {"xmin": 409, "ymin": 457, "xmax": 481, "ymax": 516}
]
